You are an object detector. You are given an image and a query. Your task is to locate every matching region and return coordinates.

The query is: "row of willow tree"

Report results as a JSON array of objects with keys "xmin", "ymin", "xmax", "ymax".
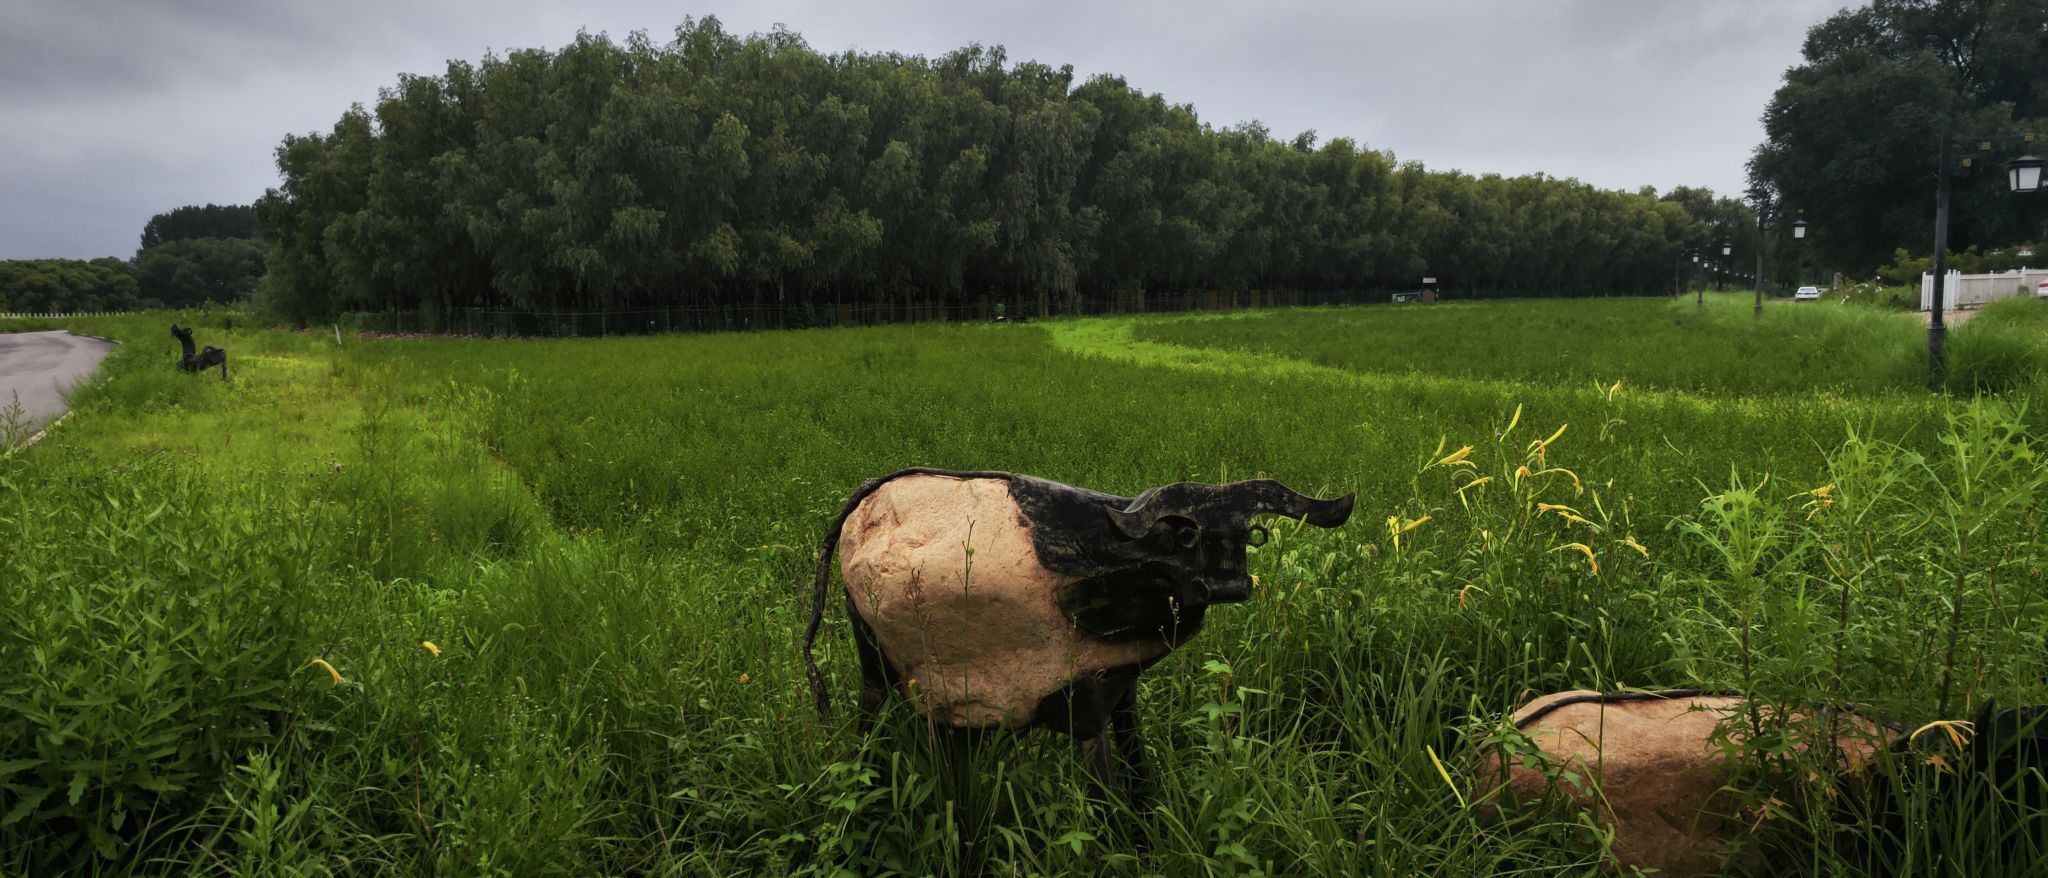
[{"xmin": 257, "ymin": 18, "xmax": 1749, "ymax": 323}]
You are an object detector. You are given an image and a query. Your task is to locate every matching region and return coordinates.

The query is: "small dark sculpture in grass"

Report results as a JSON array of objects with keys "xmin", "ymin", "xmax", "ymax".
[
  {"xmin": 803, "ymin": 467, "xmax": 1354, "ymax": 802},
  {"xmin": 170, "ymin": 324, "xmax": 227, "ymax": 380}
]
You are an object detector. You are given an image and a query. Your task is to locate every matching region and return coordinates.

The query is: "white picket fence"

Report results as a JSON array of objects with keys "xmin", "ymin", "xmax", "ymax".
[
  {"xmin": 0, "ymin": 312, "xmax": 120, "ymax": 319},
  {"xmin": 1920, "ymin": 268, "xmax": 2048, "ymax": 310}
]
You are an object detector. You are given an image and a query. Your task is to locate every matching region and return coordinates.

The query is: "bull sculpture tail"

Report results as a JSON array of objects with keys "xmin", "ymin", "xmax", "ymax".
[{"xmin": 803, "ymin": 467, "xmax": 1018, "ymax": 722}]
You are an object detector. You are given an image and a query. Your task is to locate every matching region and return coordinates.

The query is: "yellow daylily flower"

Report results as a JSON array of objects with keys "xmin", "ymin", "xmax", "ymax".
[
  {"xmin": 1529, "ymin": 466, "xmax": 1584, "ymax": 493},
  {"xmin": 1435, "ymin": 445, "xmax": 1475, "ymax": 467},
  {"xmin": 1533, "ymin": 423, "xmax": 1568, "ymax": 462},
  {"xmin": 1554, "ymin": 542, "xmax": 1599, "ymax": 575},
  {"xmin": 1397, "ymin": 515, "xmax": 1431, "ymax": 535},
  {"xmin": 421, "ymin": 640, "xmax": 442, "ymax": 657},
  {"xmin": 1910, "ymin": 719, "xmax": 1974, "ymax": 750},
  {"xmin": 301, "ymin": 657, "xmax": 343, "ymax": 684},
  {"xmin": 1426, "ymin": 745, "xmax": 1467, "ymax": 809},
  {"xmin": 1622, "ymin": 537, "xmax": 1649, "ymax": 557}
]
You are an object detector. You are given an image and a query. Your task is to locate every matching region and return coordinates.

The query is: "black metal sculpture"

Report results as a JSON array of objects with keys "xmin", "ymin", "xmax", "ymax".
[
  {"xmin": 170, "ymin": 324, "xmax": 228, "ymax": 380},
  {"xmin": 802, "ymin": 467, "xmax": 1354, "ymax": 799}
]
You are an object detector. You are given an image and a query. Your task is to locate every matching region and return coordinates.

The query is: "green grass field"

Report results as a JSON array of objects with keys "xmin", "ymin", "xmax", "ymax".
[{"xmin": 6, "ymin": 294, "xmax": 2048, "ymax": 875}]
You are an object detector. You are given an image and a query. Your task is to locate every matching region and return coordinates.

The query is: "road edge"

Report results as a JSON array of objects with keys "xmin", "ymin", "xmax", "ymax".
[{"xmin": 3, "ymin": 331, "xmax": 118, "ymax": 452}]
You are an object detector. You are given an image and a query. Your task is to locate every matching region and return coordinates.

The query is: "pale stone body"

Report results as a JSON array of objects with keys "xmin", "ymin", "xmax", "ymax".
[
  {"xmin": 839, "ymin": 475, "xmax": 1169, "ymax": 728},
  {"xmin": 1483, "ymin": 690, "xmax": 1886, "ymax": 878}
]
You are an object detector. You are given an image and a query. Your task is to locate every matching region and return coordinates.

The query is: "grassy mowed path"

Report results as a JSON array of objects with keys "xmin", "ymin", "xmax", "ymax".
[{"xmin": 4, "ymin": 300, "xmax": 2045, "ymax": 875}]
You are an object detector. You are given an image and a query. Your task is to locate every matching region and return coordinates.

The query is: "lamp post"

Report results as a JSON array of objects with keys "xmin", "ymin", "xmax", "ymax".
[
  {"xmin": 1691, "ymin": 251, "xmax": 1703, "ymax": 306},
  {"xmin": 1717, "ymin": 239, "xmax": 1731, "ymax": 300},
  {"xmin": 1927, "ymin": 132, "xmax": 2043, "ymax": 386},
  {"xmin": 1754, "ymin": 210, "xmax": 1806, "ymax": 315}
]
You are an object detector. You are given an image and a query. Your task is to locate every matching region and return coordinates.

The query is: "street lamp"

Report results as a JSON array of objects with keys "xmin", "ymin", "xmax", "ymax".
[
  {"xmin": 2012, "ymin": 154, "xmax": 2044, "ymax": 193},
  {"xmin": 1756, "ymin": 209, "xmax": 1807, "ymax": 315},
  {"xmin": 1927, "ymin": 131, "xmax": 2042, "ymax": 387}
]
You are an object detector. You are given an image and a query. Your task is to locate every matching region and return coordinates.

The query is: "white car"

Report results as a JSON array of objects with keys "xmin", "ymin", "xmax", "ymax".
[
  {"xmin": 1794, "ymin": 286, "xmax": 1822, "ymax": 301},
  {"xmin": 2037, "ymin": 280, "xmax": 2048, "ymax": 299}
]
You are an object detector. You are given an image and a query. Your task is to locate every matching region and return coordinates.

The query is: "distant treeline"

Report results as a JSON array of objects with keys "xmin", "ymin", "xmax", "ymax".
[
  {"xmin": 0, "ymin": 258, "xmax": 138, "ymax": 314},
  {"xmin": 0, "ymin": 204, "xmax": 265, "ymax": 313},
  {"xmin": 255, "ymin": 18, "xmax": 1746, "ymax": 323}
]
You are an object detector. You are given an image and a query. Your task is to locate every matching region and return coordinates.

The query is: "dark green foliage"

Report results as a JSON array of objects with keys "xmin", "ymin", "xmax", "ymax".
[
  {"xmin": 0, "ymin": 467, "xmax": 316, "ymax": 867},
  {"xmin": 1750, "ymin": 0, "xmax": 2048, "ymax": 273},
  {"xmin": 0, "ymin": 258, "xmax": 140, "ymax": 313},
  {"xmin": 134, "ymin": 237, "xmax": 269, "ymax": 307},
  {"xmin": 256, "ymin": 19, "xmax": 1728, "ymax": 324},
  {"xmin": 1875, "ymin": 244, "xmax": 2042, "ymax": 283}
]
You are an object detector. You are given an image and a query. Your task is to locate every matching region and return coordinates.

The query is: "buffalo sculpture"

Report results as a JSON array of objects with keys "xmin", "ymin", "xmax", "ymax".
[
  {"xmin": 1479, "ymin": 689, "xmax": 2048, "ymax": 876},
  {"xmin": 170, "ymin": 324, "xmax": 228, "ymax": 380},
  {"xmin": 802, "ymin": 467, "xmax": 1353, "ymax": 794}
]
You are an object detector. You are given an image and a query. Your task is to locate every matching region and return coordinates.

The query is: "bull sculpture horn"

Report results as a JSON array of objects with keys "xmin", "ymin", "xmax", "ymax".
[
  {"xmin": 1235, "ymin": 479, "xmax": 1355, "ymax": 527},
  {"xmin": 1105, "ymin": 479, "xmax": 1355, "ymax": 539}
]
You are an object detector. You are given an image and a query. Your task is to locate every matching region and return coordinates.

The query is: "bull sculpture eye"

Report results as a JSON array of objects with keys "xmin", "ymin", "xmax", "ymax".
[
  {"xmin": 1245, "ymin": 524, "xmax": 1269, "ymax": 548},
  {"xmin": 1175, "ymin": 525, "xmax": 1199, "ymax": 548}
]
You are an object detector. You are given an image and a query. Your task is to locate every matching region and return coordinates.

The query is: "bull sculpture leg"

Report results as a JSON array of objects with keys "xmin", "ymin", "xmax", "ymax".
[
  {"xmin": 1039, "ymin": 668, "xmax": 1150, "ymax": 808},
  {"xmin": 1110, "ymin": 681, "xmax": 1149, "ymax": 800},
  {"xmin": 202, "ymin": 347, "xmax": 228, "ymax": 381},
  {"xmin": 848, "ymin": 607, "xmax": 898, "ymax": 736}
]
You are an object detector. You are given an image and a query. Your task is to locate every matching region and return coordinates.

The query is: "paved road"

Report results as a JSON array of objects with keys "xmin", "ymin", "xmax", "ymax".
[{"xmin": 0, "ymin": 331, "xmax": 114, "ymax": 441}]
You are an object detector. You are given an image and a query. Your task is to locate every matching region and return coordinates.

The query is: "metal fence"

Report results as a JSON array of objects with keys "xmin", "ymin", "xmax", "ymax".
[
  {"xmin": 1920, "ymin": 269, "xmax": 2048, "ymax": 310},
  {"xmin": 0, "ymin": 312, "xmax": 123, "ymax": 320}
]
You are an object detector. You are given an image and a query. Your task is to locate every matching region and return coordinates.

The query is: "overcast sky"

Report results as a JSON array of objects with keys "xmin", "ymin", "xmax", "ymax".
[{"xmin": 1, "ymin": 0, "xmax": 1851, "ymax": 260}]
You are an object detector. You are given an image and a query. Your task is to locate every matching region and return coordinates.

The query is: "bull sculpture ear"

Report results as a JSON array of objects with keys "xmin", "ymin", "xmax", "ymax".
[
  {"xmin": 1105, "ymin": 489, "xmax": 1162, "ymax": 539},
  {"xmin": 1231, "ymin": 479, "xmax": 1356, "ymax": 528}
]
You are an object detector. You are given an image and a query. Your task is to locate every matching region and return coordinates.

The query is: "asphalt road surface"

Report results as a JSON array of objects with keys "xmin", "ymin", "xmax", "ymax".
[{"xmin": 0, "ymin": 331, "xmax": 114, "ymax": 441}]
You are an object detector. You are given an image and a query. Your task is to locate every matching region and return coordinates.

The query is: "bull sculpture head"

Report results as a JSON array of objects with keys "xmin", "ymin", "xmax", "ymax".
[
  {"xmin": 1014, "ymin": 476, "xmax": 1353, "ymax": 646},
  {"xmin": 1103, "ymin": 479, "xmax": 1354, "ymax": 606}
]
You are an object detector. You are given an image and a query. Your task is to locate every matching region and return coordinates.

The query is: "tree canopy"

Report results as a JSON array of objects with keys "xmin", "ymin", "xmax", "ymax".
[
  {"xmin": 0, "ymin": 259, "xmax": 141, "ymax": 313},
  {"xmin": 139, "ymin": 204, "xmax": 260, "ymax": 251},
  {"xmin": 1750, "ymin": 0, "xmax": 2048, "ymax": 273},
  {"xmin": 256, "ymin": 19, "xmax": 1729, "ymax": 323},
  {"xmin": 134, "ymin": 237, "xmax": 268, "ymax": 308},
  {"xmin": 133, "ymin": 204, "xmax": 267, "ymax": 307}
]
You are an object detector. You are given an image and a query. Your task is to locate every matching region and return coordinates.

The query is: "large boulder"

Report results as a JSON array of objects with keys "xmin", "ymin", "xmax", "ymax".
[{"xmin": 1478, "ymin": 690, "xmax": 1889, "ymax": 877}]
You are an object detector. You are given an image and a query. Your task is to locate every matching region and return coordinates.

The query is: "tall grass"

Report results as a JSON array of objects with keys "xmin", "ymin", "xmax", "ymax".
[
  {"xmin": 1134, "ymin": 294, "xmax": 1930, "ymax": 397},
  {"xmin": 3, "ymin": 304, "xmax": 2045, "ymax": 874}
]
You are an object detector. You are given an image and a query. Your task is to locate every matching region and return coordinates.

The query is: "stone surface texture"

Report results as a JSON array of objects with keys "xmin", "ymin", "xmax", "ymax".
[
  {"xmin": 839, "ymin": 474, "xmax": 1168, "ymax": 728},
  {"xmin": 1483, "ymin": 690, "xmax": 1887, "ymax": 878}
]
